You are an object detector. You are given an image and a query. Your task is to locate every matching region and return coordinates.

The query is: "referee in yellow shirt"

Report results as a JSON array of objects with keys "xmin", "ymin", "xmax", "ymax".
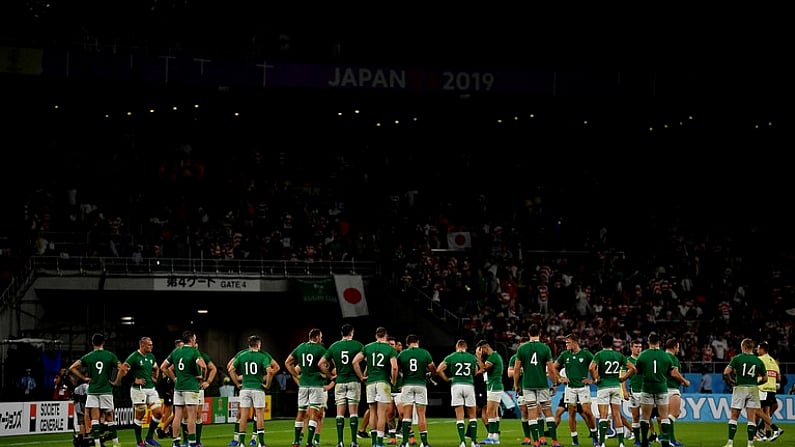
[{"xmin": 756, "ymin": 342, "xmax": 783, "ymax": 441}]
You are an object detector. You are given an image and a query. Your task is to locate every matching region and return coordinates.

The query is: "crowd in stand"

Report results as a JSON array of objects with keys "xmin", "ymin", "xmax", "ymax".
[{"xmin": 2, "ymin": 84, "xmax": 794, "ymax": 374}]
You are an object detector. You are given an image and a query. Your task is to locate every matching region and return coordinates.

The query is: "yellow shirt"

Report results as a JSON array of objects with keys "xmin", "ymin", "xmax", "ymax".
[{"xmin": 758, "ymin": 353, "xmax": 779, "ymax": 392}]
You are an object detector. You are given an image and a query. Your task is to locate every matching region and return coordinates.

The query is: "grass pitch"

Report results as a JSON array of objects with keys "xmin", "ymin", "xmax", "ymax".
[{"xmin": 0, "ymin": 419, "xmax": 789, "ymax": 447}]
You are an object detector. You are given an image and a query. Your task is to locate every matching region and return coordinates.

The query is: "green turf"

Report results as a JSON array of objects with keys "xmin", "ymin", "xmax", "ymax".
[{"xmin": 0, "ymin": 419, "xmax": 790, "ymax": 447}]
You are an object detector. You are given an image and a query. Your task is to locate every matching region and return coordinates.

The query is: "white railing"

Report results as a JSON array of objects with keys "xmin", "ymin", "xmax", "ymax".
[{"xmin": 29, "ymin": 256, "xmax": 379, "ymax": 278}]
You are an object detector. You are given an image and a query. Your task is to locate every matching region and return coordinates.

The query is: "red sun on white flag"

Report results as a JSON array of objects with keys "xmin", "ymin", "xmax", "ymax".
[
  {"xmin": 343, "ymin": 287, "xmax": 362, "ymax": 304},
  {"xmin": 447, "ymin": 231, "xmax": 472, "ymax": 250},
  {"xmin": 334, "ymin": 274, "xmax": 369, "ymax": 317}
]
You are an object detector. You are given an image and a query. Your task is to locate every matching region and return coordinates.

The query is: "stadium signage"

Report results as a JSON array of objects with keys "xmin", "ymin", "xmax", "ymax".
[
  {"xmin": 0, "ymin": 397, "xmax": 242, "ymax": 437},
  {"xmin": 27, "ymin": 401, "xmax": 71, "ymax": 433},
  {"xmin": 543, "ymin": 393, "xmax": 795, "ymax": 422},
  {"xmin": 328, "ymin": 67, "xmax": 406, "ymax": 88},
  {"xmin": 0, "ymin": 402, "xmax": 25, "ymax": 435},
  {"xmin": 154, "ymin": 276, "xmax": 257, "ymax": 291},
  {"xmin": 326, "ymin": 65, "xmax": 498, "ymax": 92},
  {"xmin": 23, "ymin": 47, "xmax": 560, "ymax": 95}
]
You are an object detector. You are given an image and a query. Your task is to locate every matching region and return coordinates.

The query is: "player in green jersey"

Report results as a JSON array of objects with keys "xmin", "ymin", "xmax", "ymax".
[
  {"xmin": 227, "ymin": 346, "xmax": 257, "ymax": 447},
  {"xmin": 508, "ymin": 337, "xmax": 534, "ymax": 445},
  {"xmin": 634, "ymin": 332, "xmax": 686, "ymax": 447},
  {"xmin": 662, "ymin": 338, "xmax": 689, "ymax": 447},
  {"xmin": 69, "ymin": 333, "xmax": 123, "ymax": 447},
  {"xmin": 353, "ymin": 326, "xmax": 398, "ymax": 447},
  {"xmin": 286, "ymin": 328, "xmax": 330, "ymax": 447},
  {"xmin": 159, "ymin": 331, "xmax": 207, "ymax": 447},
  {"xmin": 323, "ymin": 323, "xmax": 366, "ymax": 447},
  {"xmin": 623, "ymin": 339, "xmax": 650, "ymax": 446},
  {"xmin": 397, "ymin": 334, "xmax": 437, "ymax": 447},
  {"xmin": 118, "ymin": 336, "xmax": 164, "ymax": 447},
  {"xmin": 438, "ymin": 339, "xmax": 482, "ymax": 447},
  {"xmin": 589, "ymin": 334, "xmax": 636, "ymax": 447},
  {"xmin": 230, "ymin": 335, "xmax": 279, "ymax": 447},
  {"xmin": 721, "ymin": 338, "xmax": 767, "ymax": 447},
  {"xmin": 475, "ymin": 340, "xmax": 504, "ymax": 445},
  {"xmin": 514, "ymin": 324, "xmax": 562, "ymax": 447},
  {"xmin": 554, "ymin": 334, "xmax": 597, "ymax": 446}
]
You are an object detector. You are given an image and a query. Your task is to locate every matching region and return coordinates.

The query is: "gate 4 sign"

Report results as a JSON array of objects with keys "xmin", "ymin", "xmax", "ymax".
[{"xmin": 155, "ymin": 276, "xmax": 258, "ymax": 291}]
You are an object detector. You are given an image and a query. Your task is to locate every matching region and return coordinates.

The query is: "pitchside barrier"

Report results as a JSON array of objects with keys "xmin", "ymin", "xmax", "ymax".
[
  {"xmin": 0, "ymin": 395, "xmax": 269, "ymax": 437},
  {"xmin": 499, "ymin": 391, "xmax": 795, "ymax": 423},
  {"xmin": 1, "ymin": 392, "xmax": 791, "ymax": 437}
]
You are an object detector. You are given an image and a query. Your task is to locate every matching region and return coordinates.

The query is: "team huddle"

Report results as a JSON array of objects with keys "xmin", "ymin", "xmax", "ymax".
[{"xmin": 63, "ymin": 325, "xmax": 785, "ymax": 447}]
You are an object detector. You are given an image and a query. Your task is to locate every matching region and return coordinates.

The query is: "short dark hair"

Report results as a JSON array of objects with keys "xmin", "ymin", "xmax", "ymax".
[
  {"xmin": 647, "ymin": 332, "xmax": 660, "ymax": 344},
  {"xmin": 758, "ymin": 341, "xmax": 769, "ymax": 352},
  {"xmin": 476, "ymin": 340, "xmax": 490, "ymax": 348},
  {"xmin": 601, "ymin": 334, "xmax": 614, "ymax": 348},
  {"xmin": 181, "ymin": 330, "xmax": 195, "ymax": 343},
  {"xmin": 91, "ymin": 333, "xmax": 105, "ymax": 346},
  {"xmin": 406, "ymin": 334, "xmax": 419, "ymax": 345},
  {"xmin": 564, "ymin": 333, "xmax": 579, "ymax": 343},
  {"xmin": 341, "ymin": 324, "xmax": 354, "ymax": 337},
  {"xmin": 309, "ymin": 328, "xmax": 322, "ymax": 340},
  {"xmin": 248, "ymin": 335, "xmax": 261, "ymax": 347},
  {"xmin": 528, "ymin": 324, "xmax": 541, "ymax": 337}
]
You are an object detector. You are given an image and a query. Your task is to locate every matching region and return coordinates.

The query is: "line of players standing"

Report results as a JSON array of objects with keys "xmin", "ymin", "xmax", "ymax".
[{"xmin": 64, "ymin": 325, "xmax": 785, "ymax": 447}]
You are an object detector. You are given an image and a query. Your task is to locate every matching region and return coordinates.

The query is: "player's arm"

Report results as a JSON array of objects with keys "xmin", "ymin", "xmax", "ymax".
[
  {"xmin": 229, "ymin": 363, "xmax": 241, "ymax": 388},
  {"xmin": 151, "ymin": 360, "xmax": 160, "ymax": 384},
  {"xmin": 196, "ymin": 355, "xmax": 208, "ymax": 381},
  {"xmin": 620, "ymin": 373, "xmax": 630, "ymax": 399},
  {"xmin": 669, "ymin": 365, "xmax": 689, "ymax": 387},
  {"xmin": 436, "ymin": 361, "xmax": 451, "ymax": 383},
  {"xmin": 69, "ymin": 359, "xmax": 89, "ymax": 383},
  {"xmin": 318, "ymin": 356, "xmax": 331, "ymax": 377},
  {"xmin": 722, "ymin": 363, "xmax": 735, "ymax": 386},
  {"xmin": 620, "ymin": 360, "xmax": 636, "ymax": 382},
  {"xmin": 322, "ymin": 351, "xmax": 337, "ymax": 378},
  {"xmin": 390, "ymin": 356, "xmax": 399, "ymax": 386},
  {"xmin": 116, "ymin": 359, "xmax": 131, "ymax": 382},
  {"xmin": 285, "ymin": 354, "xmax": 301, "ymax": 384},
  {"xmin": 427, "ymin": 360, "xmax": 438, "ymax": 376},
  {"xmin": 203, "ymin": 360, "xmax": 217, "ymax": 389},
  {"xmin": 547, "ymin": 360, "xmax": 561, "ymax": 385},
  {"xmin": 352, "ymin": 351, "xmax": 367, "ymax": 382},
  {"xmin": 111, "ymin": 361, "xmax": 124, "ymax": 387},
  {"xmin": 588, "ymin": 360, "xmax": 599, "ymax": 384},
  {"xmin": 512, "ymin": 358, "xmax": 522, "ymax": 391},
  {"xmin": 263, "ymin": 358, "xmax": 279, "ymax": 389},
  {"xmin": 475, "ymin": 346, "xmax": 487, "ymax": 371},
  {"xmin": 551, "ymin": 360, "xmax": 565, "ymax": 384},
  {"xmin": 226, "ymin": 356, "xmax": 236, "ymax": 374}
]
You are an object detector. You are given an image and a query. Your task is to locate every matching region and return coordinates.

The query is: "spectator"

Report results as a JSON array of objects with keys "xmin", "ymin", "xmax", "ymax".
[
  {"xmin": 52, "ymin": 369, "xmax": 72, "ymax": 400},
  {"xmin": 219, "ymin": 376, "xmax": 236, "ymax": 398},
  {"xmin": 276, "ymin": 369, "xmax": 290, "ymax": 392},
  {"xmin": 711, "ymin": 335, "xmax": 729, "ymax": 361},
  {"xmin": 699, "ymin": 367, "xmax": 713, "ymax": 393},
  {"xmin": 18, "ymin": 368, "xmax": 37, "ymax": 399}
]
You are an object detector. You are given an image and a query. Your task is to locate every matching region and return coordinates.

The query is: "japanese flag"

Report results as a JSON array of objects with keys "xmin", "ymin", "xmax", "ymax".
[
  {"xmin": 447, "ymin": 231, "xmax": 472, "ymax": 250},
  {"xmin": 334, "ymin": 274, "xmax": 369, "ymax": 318}
]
